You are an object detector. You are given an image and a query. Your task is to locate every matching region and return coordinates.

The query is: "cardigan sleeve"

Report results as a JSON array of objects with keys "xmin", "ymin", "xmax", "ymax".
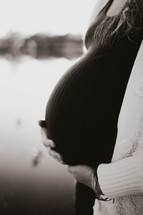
[{"xmin": 97, "ymin": 149, "xmax": 143, "ymax": 199}]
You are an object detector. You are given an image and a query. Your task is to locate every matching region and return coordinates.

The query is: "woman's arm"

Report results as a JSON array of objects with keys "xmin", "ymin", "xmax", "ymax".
[{"xmin": 97, "ymin": 40, "xmax": 143, "ymax": 199}]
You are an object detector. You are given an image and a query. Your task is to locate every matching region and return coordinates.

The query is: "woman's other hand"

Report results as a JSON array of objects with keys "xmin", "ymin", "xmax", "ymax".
[
  {"xmin": 38, "ymin": 120, "xmax": 64, "ymax": 164},
  {"xmin": 68, "ymin": 165, "xmax": 95, "ymax": 189}
]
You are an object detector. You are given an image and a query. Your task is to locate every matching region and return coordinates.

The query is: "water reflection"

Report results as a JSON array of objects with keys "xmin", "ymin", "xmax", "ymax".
[
  {"xmin": 0, "ymin": 32, "xmax": 83, "ymax": 61},
  {"xmin": 0, "ymin": 57, "xmax": 76, "ymax": 214}
]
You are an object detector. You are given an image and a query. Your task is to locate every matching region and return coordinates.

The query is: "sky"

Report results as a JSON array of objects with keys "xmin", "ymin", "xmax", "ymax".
[{"xmin": 0, "ymin": 0, "xmax": 97, "ymax": 37}]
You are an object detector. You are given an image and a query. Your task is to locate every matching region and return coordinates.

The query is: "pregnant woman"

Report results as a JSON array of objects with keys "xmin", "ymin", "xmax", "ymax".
[{"xmin": 39, "ymin": 0, "xmax": 143, "ymax": 214}]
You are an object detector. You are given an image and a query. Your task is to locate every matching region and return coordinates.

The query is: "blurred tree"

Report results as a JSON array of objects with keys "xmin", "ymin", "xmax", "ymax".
[{"xmin": 0, "ymin": 33, "xmax": 83, "ymax": 60}]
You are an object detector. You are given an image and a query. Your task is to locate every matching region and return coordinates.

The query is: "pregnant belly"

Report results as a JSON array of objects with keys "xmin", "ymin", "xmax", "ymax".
[{"xmin": 45, "ymin": 53, "xmax": 118, "ymax": 165}]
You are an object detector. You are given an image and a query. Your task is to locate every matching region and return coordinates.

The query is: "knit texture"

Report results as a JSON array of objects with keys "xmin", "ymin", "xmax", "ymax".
[
  {"xmin": 95, "ymin": 117, "xmax": 143, "ymax": 214},
  {"xmin": 97, "ymin": 156, "xmax": 142, "ymax": 199}
]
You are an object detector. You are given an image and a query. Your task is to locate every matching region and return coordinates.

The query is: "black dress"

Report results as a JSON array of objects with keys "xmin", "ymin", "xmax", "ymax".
[{"xmin": 44, "ymin": 0, "xmax": 143, "ymax": 214}]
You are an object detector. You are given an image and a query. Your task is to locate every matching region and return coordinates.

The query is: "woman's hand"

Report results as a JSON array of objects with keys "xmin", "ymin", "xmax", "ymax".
[
  {"xmin": 68, "ymin": 165, "xmax": 95, "ymax": 189},
  {"xmin": 38, "ymin": 120, "xmax": 64, "ymax": 164}
]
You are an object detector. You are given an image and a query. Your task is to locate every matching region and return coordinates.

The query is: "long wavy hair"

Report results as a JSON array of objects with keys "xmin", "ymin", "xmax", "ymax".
[
  {"xmin": 116, "ymin": 0, "xmax": 143, "ymax": 36},
  {"xmin": 93, "ymin": 0, "xmax": 143, "ymax": 46},
  {"xmin": 94, "ymin": 0, "xmax": 143, "ymax": 47}
]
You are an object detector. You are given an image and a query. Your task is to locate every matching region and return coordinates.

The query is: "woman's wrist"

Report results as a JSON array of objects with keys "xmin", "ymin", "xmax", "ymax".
[
  {"xmin": 92, "ymin": 170, "xmax": 112, "ymax": 201},
  {"xmin": 92, "ymin": 171, "xmax": 102, "ymax": 195}
]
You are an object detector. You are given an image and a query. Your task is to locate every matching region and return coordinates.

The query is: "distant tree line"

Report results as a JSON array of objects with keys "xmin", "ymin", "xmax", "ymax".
[{"xmin": 0, "ymin": 33, "xmax": 84, "ymax": 60}]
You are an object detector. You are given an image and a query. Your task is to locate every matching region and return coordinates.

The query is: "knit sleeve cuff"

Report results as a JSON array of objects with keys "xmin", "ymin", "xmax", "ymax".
[{"xmin": 97, "ymin": 155, "xmax": 142, "ymax": 199}]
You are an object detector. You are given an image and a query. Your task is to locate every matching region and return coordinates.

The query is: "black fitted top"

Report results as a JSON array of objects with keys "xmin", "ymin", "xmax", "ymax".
[{"xmin": 45, "ymin": 0, "xmax": 143, "ymax": 166}]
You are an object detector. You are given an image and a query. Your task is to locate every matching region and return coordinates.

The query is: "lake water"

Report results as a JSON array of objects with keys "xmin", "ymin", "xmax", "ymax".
[{"xmin": 0, "ymin": 56, "xmax": 76, "ymax": 215}]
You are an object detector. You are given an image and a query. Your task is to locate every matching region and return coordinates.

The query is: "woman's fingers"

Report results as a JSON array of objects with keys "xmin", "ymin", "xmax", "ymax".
[
  {"xmin": 38, "ymin": 120, "xmax": 46, "ymax": 128},
  {"xmin": 38, "ymin": 120, "xmax": 55, "ymax": 148},
  {"xmin": 48, "ymin": 149, "xmax": 64, "ymax": 164},
  {"xmin": 38, "ymin": 120, "xmax": 64, "ymax": 164},
  {"xmin": 41, "ymin": 130, "xmax": 55, "ymax": 148}
]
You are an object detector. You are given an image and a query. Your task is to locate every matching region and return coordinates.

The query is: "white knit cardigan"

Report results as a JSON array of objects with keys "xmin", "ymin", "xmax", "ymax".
[
  {"xmin": 93, "ymin": 41, "xmax": 143, "ymax": 214},
  {"xmin": 94, "ymin": 124, "xmax": 143, "ymax": 215}
]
